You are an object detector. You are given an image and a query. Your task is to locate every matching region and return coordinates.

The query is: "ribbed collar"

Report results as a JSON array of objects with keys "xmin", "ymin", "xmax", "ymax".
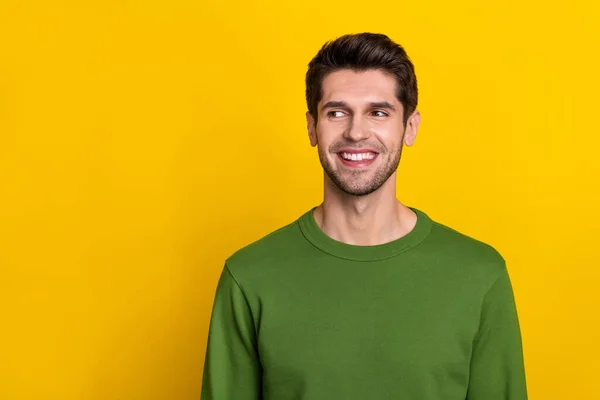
[{"xmin": 298, "ymin": 206, "xmax": 432, "ymax": 261}]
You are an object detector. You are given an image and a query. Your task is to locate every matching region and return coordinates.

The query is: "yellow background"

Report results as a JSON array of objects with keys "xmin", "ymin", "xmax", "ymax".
[{"xmin": 1, "ymin": 0, "xmax": 599, "ymax": 398}]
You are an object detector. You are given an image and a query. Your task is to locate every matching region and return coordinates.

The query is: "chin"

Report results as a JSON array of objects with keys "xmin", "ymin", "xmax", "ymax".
[{"xmin": 336, "ymin": 182, "xmax": 381, "ymax": 197}]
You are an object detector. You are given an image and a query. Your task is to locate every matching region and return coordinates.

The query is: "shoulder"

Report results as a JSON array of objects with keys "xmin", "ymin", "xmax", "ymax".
[
  {"xmin": 424, "ymin": 215, "xmax": 507, "ymax": 281},
  {"xmin": 225, "ymin": 216, "xmax": 303, "ymax": 277},
  {"xmin": 430, "ymin": 218, "xmax": 505, "ymax": 261}
]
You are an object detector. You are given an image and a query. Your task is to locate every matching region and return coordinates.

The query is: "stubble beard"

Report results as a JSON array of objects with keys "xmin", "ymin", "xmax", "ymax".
[{"xmin": 318, "ymin": 141, "xmax": 404, "ymax": 197}]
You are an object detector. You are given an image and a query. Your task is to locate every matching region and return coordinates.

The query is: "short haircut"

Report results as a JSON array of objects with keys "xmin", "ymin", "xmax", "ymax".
[{"xmin": 305, "ymin": 32, "xmax": 418, "ymax": 126}]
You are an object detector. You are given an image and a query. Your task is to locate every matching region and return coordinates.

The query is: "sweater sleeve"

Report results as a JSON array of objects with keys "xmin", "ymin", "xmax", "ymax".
[
  {"xmin": 466, "ymin": 266, "xmax": 528, "ymax": 399},
  {"xmin": 201, "ymin": 263, "xmax": 262, "ymax": 400}
]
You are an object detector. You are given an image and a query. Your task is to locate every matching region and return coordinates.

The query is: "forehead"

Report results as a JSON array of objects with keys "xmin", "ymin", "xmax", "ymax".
[{"xmin": 320, "ymin": 69, "xmax": 399, "ymax": 105}]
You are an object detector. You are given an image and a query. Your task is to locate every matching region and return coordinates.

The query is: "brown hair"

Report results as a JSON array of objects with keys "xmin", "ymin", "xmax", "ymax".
[{"xmin": 305, "ymin": 32, "xmax": 418, "ymax": 126}]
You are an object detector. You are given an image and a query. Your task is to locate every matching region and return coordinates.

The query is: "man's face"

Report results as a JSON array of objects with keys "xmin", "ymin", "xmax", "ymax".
[{"xmin": 306, "ymin": 69, "xmax": 419, "ymax": 196}]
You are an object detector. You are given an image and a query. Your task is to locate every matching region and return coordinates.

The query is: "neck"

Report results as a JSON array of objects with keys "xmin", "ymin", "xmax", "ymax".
[{"xmin": 313, "ymin": 173, "xmax": 417, "ymax": 246}]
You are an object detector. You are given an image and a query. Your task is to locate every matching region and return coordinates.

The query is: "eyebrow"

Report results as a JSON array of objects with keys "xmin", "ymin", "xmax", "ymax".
[{"xmin": 320, "ymin": 100, "xmax": 397, "ymax": 112}]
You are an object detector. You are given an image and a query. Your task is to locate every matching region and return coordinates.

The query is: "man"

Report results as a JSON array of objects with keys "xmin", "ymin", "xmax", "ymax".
[{"xmin": 201, "ymin": 32, "xmax": 527, "ymax": 399}]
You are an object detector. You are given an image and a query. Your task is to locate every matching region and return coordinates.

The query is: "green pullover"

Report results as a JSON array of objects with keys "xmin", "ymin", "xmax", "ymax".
[{"xmin": 201, "ymin": 206, "xmax": 527, "ymax": 399}]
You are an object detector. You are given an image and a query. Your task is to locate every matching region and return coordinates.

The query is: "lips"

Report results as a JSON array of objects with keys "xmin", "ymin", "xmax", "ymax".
[{"xmin": 336, "ymin": 152, "xmax": 378, "ymax": 168}]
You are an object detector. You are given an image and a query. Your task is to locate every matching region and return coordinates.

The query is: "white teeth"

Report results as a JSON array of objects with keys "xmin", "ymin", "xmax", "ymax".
[{"xmin": 340, "ymin": 152, "xmax": 375, "ymax": 161}]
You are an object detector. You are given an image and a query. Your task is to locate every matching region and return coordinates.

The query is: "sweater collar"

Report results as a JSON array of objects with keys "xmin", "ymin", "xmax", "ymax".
[{"xmin": 298, "ymin": 206, "xmax": 433, "ymax": 261}]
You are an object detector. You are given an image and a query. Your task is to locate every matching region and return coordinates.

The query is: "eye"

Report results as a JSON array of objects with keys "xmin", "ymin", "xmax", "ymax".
[
  {"xmin": 372, "ymin": 110, "xmax": 389, "ymax": 117},
  {"xmin": 327, "ymin": 110, "xmax": 346, "ymax": 118}
]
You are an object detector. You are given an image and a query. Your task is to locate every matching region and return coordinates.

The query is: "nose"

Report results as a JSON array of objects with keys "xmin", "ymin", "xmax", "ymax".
[{"xmin": 343, "ymin": 113, "xmax": 371, "ymax": 141}]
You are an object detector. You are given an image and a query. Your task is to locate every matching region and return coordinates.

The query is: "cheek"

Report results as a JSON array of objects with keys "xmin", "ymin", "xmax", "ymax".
[
  {"xmin": 371, "ymin": 123, "xmax": 394, "ymax": 137},
  {"xmin": 316, "ymin": 122, "xmax": 342, "ymax": 149},
  {"xmin": 372, "ymin": 125, "xmax": 404, "ymax": 149}
]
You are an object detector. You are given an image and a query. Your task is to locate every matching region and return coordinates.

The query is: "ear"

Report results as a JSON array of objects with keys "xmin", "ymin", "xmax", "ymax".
[
  {"xmin": 403, "ymin": 110, "xmax": 421, "ymax": 147},
  {"xmin": 306, "ymin": 111, "xmax": 318, "ymax": 147}
]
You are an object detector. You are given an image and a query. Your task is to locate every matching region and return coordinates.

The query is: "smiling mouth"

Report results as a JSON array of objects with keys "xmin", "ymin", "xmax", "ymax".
[{"xmin": 336, "ymin": 151, "xmax": 378, "ymax": 168}]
